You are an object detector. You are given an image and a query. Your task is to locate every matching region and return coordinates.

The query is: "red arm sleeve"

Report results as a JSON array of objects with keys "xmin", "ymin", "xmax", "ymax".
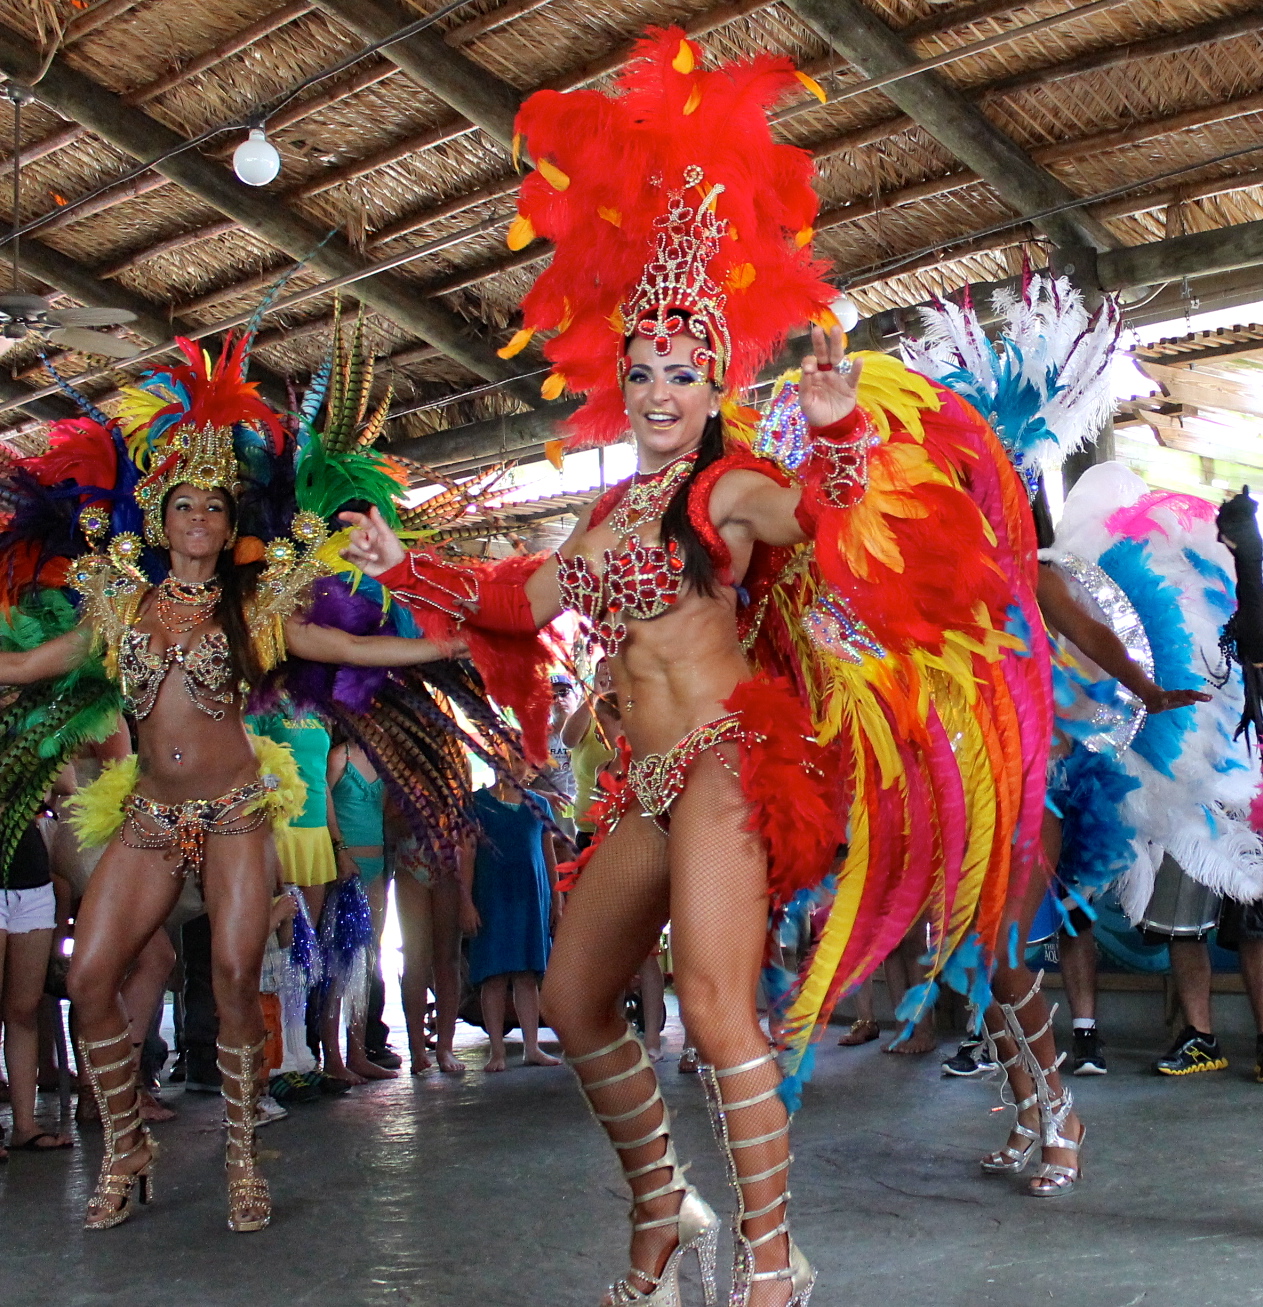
[{"xmin": 376, "ymin": 550, "xmax": 554, "ymax": 765}]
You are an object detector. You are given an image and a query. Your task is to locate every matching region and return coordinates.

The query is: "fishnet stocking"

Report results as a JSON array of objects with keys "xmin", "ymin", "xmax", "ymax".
[
  {"xmin": 542, "ymin": 746, "xmax": 800, "ymax": 1305},
  {"xmin": 670, "ymin": 750, "xmax": 796, "ymax": 1307},
  {"xmin": 542, "ymin": 809, "xmax": 676, "ymax": 1296}
]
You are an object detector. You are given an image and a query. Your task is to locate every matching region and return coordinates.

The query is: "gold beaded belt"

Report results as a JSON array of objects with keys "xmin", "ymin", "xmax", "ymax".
[
  {"xmin": 625, "ymin": 714, "xmax": 745, "ymax": 821},
  {"xmin": 120, "ymin": 777, "xmax": 277, "ymax": 886}
]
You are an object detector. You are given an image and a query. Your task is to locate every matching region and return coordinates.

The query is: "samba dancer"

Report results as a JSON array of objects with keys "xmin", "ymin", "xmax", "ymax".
[
  {"xmin": 0, "ymin": 340, "xmax": 463, "ymax": 1234},
  {"xmin": 343, "ymin": 31, "xmax": 1052, "ymax": 1307}
]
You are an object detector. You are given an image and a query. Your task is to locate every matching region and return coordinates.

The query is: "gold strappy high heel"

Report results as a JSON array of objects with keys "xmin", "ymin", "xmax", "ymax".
[
  {"xmin": 217, "ymin": 1037, "xmax": 271, "ymax": 1233},
  {"xmin": 569, "ymin": 1027, "xmax": 720, "ymax": 1306},
  {"xmin": 700, "ymin": 1052, "xmax": 814, "ymax": 1307},
  {"xmin": 77, "ymin": 1030, "xmax": 158, "ymax": 1230}
]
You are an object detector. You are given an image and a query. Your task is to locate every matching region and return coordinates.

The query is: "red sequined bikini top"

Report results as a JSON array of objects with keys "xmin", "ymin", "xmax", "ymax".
[{"xmin": 557, "ymin": 446, "xmax": 790, "ymax": 658}]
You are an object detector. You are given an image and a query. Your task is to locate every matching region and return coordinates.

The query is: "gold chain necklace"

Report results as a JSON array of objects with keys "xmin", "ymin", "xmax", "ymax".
[
  {"xmin": 605, "ymin": 453, "xmax": 697, "ymax": 539},
  {"xmin": 155, "ymin": 575, "xmax": 221, "ymax": 635}
]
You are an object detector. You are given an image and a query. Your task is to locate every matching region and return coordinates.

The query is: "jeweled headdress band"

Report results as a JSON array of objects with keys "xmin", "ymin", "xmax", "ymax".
[
  {"xmin": 618, "ymin": 168, "xmax": 731, "ymax": 385},
  {"xmin": 134, "ymin": 422, "xmax": 241, "ymax": 549}
]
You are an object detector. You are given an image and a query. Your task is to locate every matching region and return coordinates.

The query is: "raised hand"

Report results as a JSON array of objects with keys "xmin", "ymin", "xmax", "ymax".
[
  {"xmin": 799, "ymin": 323, "xmax": 864, "ymax": 430},
  {"xmin": 338, "ymin": 505, "xmax": 406, "ymax": 577},
  {"xmin": 1141, "ymin": 686, "xmax": 1214, "ymax": 714}
]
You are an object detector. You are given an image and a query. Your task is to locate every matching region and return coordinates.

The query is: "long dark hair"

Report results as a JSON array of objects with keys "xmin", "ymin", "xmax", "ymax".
[
  {"xmin": 160, "ymin": 486, "xmax": 264, "ymax": 689},
  {"xmin": 658, "ymin": 412, "xmax": 726, "ymax": 597}
]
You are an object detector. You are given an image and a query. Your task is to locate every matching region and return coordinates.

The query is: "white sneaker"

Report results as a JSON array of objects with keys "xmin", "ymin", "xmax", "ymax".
[{"xmin": 254, "ymin": 1094, "xmax": 288, "ymax": 1126}]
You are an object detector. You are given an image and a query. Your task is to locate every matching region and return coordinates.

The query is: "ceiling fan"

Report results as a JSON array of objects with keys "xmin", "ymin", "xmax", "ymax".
[{"xmin": 1, "ymin": 81, "xmax": 140, "ymax": 359}]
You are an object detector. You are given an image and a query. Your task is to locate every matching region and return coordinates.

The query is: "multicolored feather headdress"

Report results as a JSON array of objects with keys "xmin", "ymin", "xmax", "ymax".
[
  {"xmin": 505, "ymin": 27, "xmax": 836, "ymax": 447},
  {"xmin": 120, "ymin": 335, "xmax": 285, "ymax": 546}
]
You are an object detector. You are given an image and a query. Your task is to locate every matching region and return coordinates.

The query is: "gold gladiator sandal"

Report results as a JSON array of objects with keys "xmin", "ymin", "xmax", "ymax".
[
  {"xmin": 77, "ymin": 1030, "xmax": 157, "ymax": 1230},
  {"xmin": 700, "ymin": 1053, "xmax": 814, "ymax": 1307},
  {"xmin": 217, "ymin": 1037, "xmax": 272, "ymax": 1233},
  {"xmin": 569, "ymin": 1027, "xmax": 720, "ymax": 1307}
]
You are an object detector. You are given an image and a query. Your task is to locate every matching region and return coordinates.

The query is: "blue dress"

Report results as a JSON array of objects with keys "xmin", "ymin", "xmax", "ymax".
[{"xmin": 467, "ymin": 788, "xmax": 552, "ymax": 985}]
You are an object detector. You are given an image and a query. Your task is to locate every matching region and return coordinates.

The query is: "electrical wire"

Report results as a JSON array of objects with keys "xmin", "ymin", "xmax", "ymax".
[
  {"xmin": 837, "ymin": 138, "xmax": 1263, "ymax": 288},
  {"xmin": 0, "ymin": 0, "xmax": 487, "ymax": 252}
]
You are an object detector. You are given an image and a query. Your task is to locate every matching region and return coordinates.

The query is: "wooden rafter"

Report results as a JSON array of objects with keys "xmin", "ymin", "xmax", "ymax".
[
  {"xmin": 0, "ymin": 21, "xmax": 540, "ymax": 407},
  {"xmin": 787, "ymin": 0, "xmax": 1122, "ymax": 254},
  {"xmin": 312, "ymin": 0, "xmax": 523, "ymax": 150},
  {"xmin": 82, "ymin": 1, "xmax": 1259, "ymax": 333}
]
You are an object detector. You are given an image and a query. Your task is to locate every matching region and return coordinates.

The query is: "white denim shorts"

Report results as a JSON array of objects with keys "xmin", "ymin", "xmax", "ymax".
[{"xmin": 0, "ymin": 882, "xmax": 56, "ymax": 934}]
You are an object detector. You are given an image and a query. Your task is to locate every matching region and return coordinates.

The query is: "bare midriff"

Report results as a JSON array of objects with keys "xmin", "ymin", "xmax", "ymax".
[
  {"xmin": 130, "ymin": 605, "xmax": 258, "ymax": 805},
  {"xmin": 552, "ymin": 511, "xmax": 755, "ymax": 758}
]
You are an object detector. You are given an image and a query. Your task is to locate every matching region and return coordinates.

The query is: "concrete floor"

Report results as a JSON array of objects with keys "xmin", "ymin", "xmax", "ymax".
[{"xmin": 5, "ymin": 1010, "xmax": 1263, "ymax": 1307}]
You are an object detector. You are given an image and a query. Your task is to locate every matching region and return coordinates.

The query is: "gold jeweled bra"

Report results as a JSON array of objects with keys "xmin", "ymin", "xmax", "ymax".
[{"xmin": 118, "ymin": 629, "xmax": 235, "ymax": 721}]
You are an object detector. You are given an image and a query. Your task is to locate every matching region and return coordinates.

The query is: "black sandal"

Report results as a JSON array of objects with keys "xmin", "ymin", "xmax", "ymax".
[{"xmin": 9, "ymin": 1131, "xmax": 73, "ymax": 1151}]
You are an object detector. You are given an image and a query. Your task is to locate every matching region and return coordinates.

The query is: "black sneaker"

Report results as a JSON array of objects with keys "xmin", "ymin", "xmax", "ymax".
[
  {"xmin": 365, "ymin": 1044, "xmax": 403, "ymax": 1070},
  {"xmin": 1254, "ymin": 1036, "xmax": 1263, "ymax": 1084},
  {"xmin": 1154, "ymin": 1026, "xmax": 1228, "ymax": 1076},
  {"xmin": 1071, "ymin": 1028, "xmax": 1107, "ymax": 1076},
  {"xmin": 270, "ymin": 1071, "xmax": 321, "ymax": 1105},
  {"xmin": 942, "ymin": 1039, "xmax": 992, "ymax": 1078}
]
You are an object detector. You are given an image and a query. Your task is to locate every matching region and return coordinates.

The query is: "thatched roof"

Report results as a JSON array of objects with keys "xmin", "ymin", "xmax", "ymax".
[{"xmin": 0, "ymin": 0, "xmax": 1262, "ymax": 466}]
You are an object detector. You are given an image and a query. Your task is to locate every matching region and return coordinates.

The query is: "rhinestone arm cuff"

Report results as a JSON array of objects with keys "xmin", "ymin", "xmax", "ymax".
[{"xmin": 793, "ymin": 407, "xmax": 878, "ymax": 533}]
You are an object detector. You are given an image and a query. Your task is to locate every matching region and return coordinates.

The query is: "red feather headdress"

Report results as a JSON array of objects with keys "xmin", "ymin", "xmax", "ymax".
[{"xmin": 506, "ymin": 28, "xmax": 835, "ymax": 447}]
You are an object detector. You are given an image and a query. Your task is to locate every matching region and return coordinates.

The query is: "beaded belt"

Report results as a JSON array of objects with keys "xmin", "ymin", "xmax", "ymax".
[
  {"xmin": 120, "ymin": 777, "xmax": 277, "ymax": 886},
  {"xmin": 625, "ymin": 714, "xmax": 745, "ymax": 823}
]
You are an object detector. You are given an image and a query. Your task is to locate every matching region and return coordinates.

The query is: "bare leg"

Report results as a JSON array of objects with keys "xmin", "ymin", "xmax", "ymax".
[
  {"xmin": 1239, "ymin": 937, "xmax": 1263, "ymax": 1034},
  {"xmin": 838, "ymin": 980, "xmax": 879, "ymax": 1045},
  {"xmin": 515, "ymin": 972, "xmax": 559, "ymax": 1065},
  {"xmin": 639, "ymin": 954, "xmax": 666, "ymax": 1059},
  {"xmin": 4, "ymin": 928, "xmax": 71, "ymax": 1148},
  {"xmin": 482, "ymin": 975, "xmax": 509, "ymax": 1072},
  {"xmin": 298, "ymin": 882, "xmax": 326, "ymax": 931},
  {"xmin": 394, "ymin": 871, "xmax": 434, "ymax": 1072},
  {"xmin": 1169, "ymin": 939, "xmax": 1214, "ymax": 1034},
  {"xmin": 881, "ymin": 918, "xmax": 937, "ymax": 1054},
  {"xmin": 431, "ymin": 877, "xmax": 464, "ymax": 1074},
  {"xmin": 67, "ymin": 839, "xmax": 183, "ymax": 1223},
  {"xmin": 983, "ymin": 810, "xmax": 1083, "ymax": 1195},
  {"xmin": 1058, "ymin": 925, "xmax": 1098, "ymax": 1022},
  {"xmin": 122, "ymin": 930, "xmax": 178, "ymax": 1121},
  {"xmin": 202, "ymin": 825, "xmax": 278, "ymax": 1232},
  {"xmin": 346, "ymin": 879, "xmax": 397, "ymax": 1080}
]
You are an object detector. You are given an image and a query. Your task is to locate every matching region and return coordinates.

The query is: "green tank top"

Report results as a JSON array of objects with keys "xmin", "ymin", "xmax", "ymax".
[{"xmin": 247, "ymin": 713, "xmax": 330, "ymax": 828}]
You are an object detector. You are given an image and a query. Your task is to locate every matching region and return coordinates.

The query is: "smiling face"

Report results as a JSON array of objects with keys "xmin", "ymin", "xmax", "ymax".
[
  {"xmin": 623, "ymin": 332, "xmax": 718, "ymax": 468},
  {"xmin": 163, "ymin": 483, "xmax": 233, "ymax": 560}
]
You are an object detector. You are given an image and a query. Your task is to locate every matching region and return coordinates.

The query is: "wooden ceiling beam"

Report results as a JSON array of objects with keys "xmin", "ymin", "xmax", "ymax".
[
  {"xmin": 0, "ymin": 2, "xmax": 316, "ymax": 179},
  {"xmin": 311, "ymin": 0, "xmax": 522, "ymax": 150},
  {"xmin": 817, "ymin": 83, "xmax": 1263, "ymax": 234},
  {"xmin": 786, "ymin": 0, "xmax": 1120, "ymax": 254},
  {"xmin": 0, "ymin": 22, "xmax": 539, "ymax": 406}
]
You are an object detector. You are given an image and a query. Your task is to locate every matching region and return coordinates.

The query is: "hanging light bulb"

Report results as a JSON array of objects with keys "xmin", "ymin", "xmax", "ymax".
[
  {"xmin": 233, "ymin": 127, "xmax": 281, "ymax": 187},
  {"xmin": 831, "ymin": 294, "xmax": 860, "ymax": 333}
]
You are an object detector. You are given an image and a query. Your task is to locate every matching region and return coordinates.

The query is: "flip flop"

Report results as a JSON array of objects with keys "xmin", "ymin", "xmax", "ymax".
[{"xmin": 9, "ymin": 1132, "xmax": 74, "ymax": 1151}]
